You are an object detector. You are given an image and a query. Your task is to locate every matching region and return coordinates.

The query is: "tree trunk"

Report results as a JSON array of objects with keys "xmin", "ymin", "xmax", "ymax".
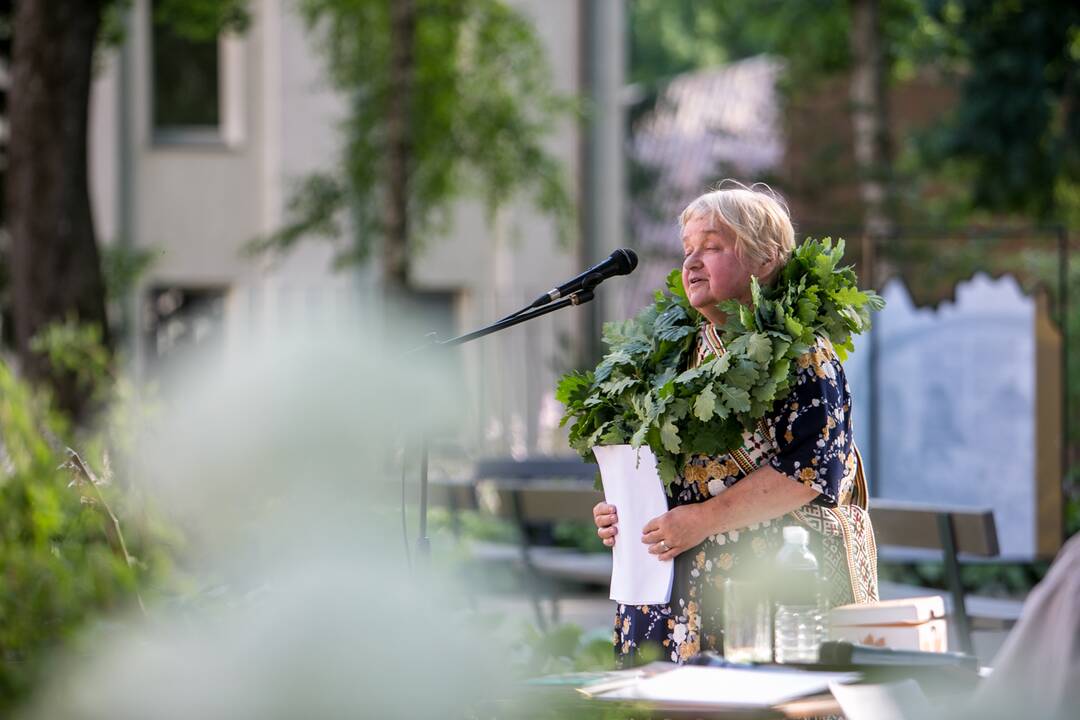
[
  {"xmin": 7, "ymin": 0, "xmax": 110, "ymax": 421},
  {"xmin": 849, "ymin": 0, "xmax": 894, "ymax": 240},
  {"xmin": 383, "ymin": 0, "xmax": 415, "ymax": 297}
]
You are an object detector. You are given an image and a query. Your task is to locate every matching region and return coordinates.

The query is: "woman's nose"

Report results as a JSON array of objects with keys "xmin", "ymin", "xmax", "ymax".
[{"xmin": 683, "ymin": 251, "xmax": 701, "ymax": 269}]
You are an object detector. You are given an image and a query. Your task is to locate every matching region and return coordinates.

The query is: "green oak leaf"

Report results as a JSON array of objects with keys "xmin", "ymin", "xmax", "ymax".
[
  {"xmin": 659, "ymin": 419, "xmax": 681, "ymax": 453},
  {"xmin": 657, "ymin": 453, "xmax": 679, "ymax": 485},
  {"xmin": 693, "ymin": 385, "xmax": 716, "ymax": 421},
  {"xmin": 600, "ymin": 375, "xmax": 637, "ymax": 395},
  {"xmin": 716, "ymin": 383, "xmax": 751, "ymax": 413},
  {"xmin": 745, "ymin": 333, "xmax": 772, "ymax": 364}
]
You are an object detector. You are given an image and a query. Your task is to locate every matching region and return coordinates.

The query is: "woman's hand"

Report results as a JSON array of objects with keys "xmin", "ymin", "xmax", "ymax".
[
  {"xmin": 593, "ymin": 502, "xmax": 618, "ymax": 547},
  {"xmin": 642, "ymin": 505, "xmax": 709, "ymax": 561}
]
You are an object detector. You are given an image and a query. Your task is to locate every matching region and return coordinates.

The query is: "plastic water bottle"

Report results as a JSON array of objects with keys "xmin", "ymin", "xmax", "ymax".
[{"xmin": 772, "ymin": 525, "xmax": 826, "ymax": 663}]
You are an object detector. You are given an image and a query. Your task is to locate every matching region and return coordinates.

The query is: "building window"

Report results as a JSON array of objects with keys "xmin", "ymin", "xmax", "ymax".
[{"xmin": 151, "ymin": 1, "xmax": 221, "ymax": 142}]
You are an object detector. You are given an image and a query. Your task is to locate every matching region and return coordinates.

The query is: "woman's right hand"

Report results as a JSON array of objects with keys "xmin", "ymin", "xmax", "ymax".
[{"xmin": 593, "ymin": 502, "xmax": 618, "ymax": 547}]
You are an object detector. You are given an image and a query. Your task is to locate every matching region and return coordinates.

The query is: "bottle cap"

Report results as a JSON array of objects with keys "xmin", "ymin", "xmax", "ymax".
[{"xmin": 783, "ymin": 525, "xmax": 809, "ymax": 545}]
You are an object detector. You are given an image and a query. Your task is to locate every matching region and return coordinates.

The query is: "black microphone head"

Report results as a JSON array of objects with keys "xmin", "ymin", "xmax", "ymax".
[{"xmin": 611, "ymin": 248, "xmax": 639, "ymax": 274}]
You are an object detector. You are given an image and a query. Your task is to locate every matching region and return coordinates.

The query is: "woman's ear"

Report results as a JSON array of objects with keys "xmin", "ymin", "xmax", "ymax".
[{"xmin": 758, "ymin": 254, "xmax": 781, "ymax": 285}]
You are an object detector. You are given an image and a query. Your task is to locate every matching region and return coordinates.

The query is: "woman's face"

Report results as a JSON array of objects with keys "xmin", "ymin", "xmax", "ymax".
[{"xmin": 681, "ymin": 214, "xmax": 757, "ymax": 325}]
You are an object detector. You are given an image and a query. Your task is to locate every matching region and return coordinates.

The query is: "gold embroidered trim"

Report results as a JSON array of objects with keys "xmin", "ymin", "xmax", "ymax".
[
  {"xmin": 762, "ymin": 412, "xmax": 875, "ymax": 604},
  {"xmin": 731, "ymin": 448, "xmax": 756, "ymax": 476}
]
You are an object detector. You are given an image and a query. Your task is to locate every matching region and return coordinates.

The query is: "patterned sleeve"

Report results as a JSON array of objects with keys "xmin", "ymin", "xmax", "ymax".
[{"xmin": 764, "ymin": 339, "xmax": 854, "ymax": 507}]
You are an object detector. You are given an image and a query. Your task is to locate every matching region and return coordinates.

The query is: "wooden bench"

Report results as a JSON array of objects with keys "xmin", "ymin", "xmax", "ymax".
[
  {"xmin": 430, "ymin": 457, "xmax": 608, "ymax": 628},
  {"xmin": 434, "ymin": 462, "xmax": 1022, "ymax": 648},
  {"xmin": 869, "ymin": 498, "xmax": 1022, "ymax": 655}
]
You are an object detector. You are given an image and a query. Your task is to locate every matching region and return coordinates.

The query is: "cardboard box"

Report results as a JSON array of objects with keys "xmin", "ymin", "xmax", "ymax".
[{"xmin": 829, "ymin": 597, "xmax": 948, "ymax": 653}]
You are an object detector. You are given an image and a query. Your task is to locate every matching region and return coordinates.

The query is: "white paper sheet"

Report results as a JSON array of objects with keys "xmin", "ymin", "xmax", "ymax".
[
  {"xmin": 592, "ymin": 444, "xmax": 674, "ymax": 605},
  {"xmin": 828, "ymin": 679, "xmax": 930, "ymax": 720},
  {"xmin": 598, "ymin": 666, "xmax": 860, "ymax": 708}
]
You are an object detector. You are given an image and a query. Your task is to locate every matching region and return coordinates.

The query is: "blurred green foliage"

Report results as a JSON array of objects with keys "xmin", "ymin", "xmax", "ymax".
[
  {"xmin": 552, "ymin": 520, "xmax": 608, "ymax": 554},
  {"xmin": 0, "ymin": 359, "xmax": 173, "ymax": 711},
  {"xmin": 629, "ymin": 0, "xmax": 948, "ymax": 90},
  {"xmin": 249, "ymin": 0, "xmax": 576, "ymax": 268},
  {"xmin": 918, "ymin": 0, "xmax": 1080, "ymax": 223},
  {"xmin": 518, "ymin": 623, "xmax": 618, "ymax": 675},
  {"xmin": 100, "ymin": 0, "xmax": 250, "ymax": 46},
  {"xmin": 428, "ymin": 506, "xmax": 608, "ymax": 554},
  {"xmin": 99, "ymin": 245, "xmax": 157, "ymax": 307},
  {"xmin": 879, "ymin": 560, "xmax": 1051, "ymax": 599},
  {"xmin": 630, "ymin": 0, "xmax": 1080, "ymax": 227},
  {"xmin": 428, "ymin": 506, "xmax": 518, "ymax": 544},
  {"xmin": 28, "ymin": 318, "xmax": 112, "ymax": 404}
]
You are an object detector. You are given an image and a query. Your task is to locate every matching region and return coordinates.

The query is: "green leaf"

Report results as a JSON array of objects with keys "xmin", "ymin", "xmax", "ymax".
[
  {"xmin": 706, "ymin": 353, "xmax": 732, "ymax": 376},
  {"xmin": 657, "ymin": 453, "xmax": 679, "ymax": 486},
  {"xmin": 599, "ymin": 376, "xmax": 637, "ymax": 395},
  {"xmin": 693, "ymin": 385, "xmax": 716, "ymax": 421},
  {"xmin": 643, "ymin": 393, "xmax": 662, "ymax": 423},
  {"xmin": 654, "ymin": 304, "xmax": 694, "ymax": 342},
  {"xmin": 683, "ymin": 417, "xmax": 742, "ymax": 456},
  {"xmin": 770, "ymin": 359, "xmax": 791, "ymax": 383},
  {"xmin": 675, "ymin": 365, "xmax": 706, "ymax": 385},
  {"xmin": 744, "ymin": 333, "xmax": 772, "ymax": 364},
  {"xmin": 716, "ymin": 383, "xmax": 751, "ymax": 413},
  {"xmin": 724, "ymin": 359, "xmax": 760, "ymax": 390},
  {"xmin": 717, "ymin": 299, "xmax": 744, "ymax": 321},
  {"xmin": 752, "ymin": 379, "xmax": 777, "ymax": 403},
  {"xmin": 605, "ymin": 349, "xmax": 634, "ymax": 367},
  {"xmin": 666, "ymin": 269, "xmax": 687, "ymax": 300},
  {"xmin": 555, "ymin": 371, "xmax": 592, "ymax": 406},
  {"xmin": 796, "ymin": 294, "xmax": 819, "ymax": 324},
  {"xmin": 666, "ymin": 398, "xmax": 691, "ymax": 421},
  {"xmin": 585, "ymin": 422, "xmax": 610, "ymax": 448},
  {"xmin": 783, "ymin": 315, "xmax": 805, "ymax": 338},
  {"xmin": 830, "ymin": 286, "xmax": 868, "ymax": 308},
  {"xmin": 593, "ymin": 359, "xmax": 615, "ymax": 384},
  {"xmin": 659, "ymin": 419, "xmax": 681, "ymax": 453},
  {"xmin": 790, "ymin": 341, "xmax": 811, "ymax": 357},
  {"xmin": 738, "ymin": 305, "xmax": 757, "ymax": 330},
  {"xmin": 749, "ymin": 276, "xmax": 765, "ymax": 308},
  {"xmin": 652, "ymin": 366, "xmax": 677, "ymax": 391}
]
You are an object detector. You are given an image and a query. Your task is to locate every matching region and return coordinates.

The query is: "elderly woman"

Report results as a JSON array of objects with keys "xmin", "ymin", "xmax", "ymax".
[{"xmin": 593, "ymin": 184, "xmax": 876, "ymax": 666}]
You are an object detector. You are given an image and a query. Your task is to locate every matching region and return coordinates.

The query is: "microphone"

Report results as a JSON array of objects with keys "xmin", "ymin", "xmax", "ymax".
[{"xmin": 530, "ymin": 248, "xmax": 638, "ymax": 308}]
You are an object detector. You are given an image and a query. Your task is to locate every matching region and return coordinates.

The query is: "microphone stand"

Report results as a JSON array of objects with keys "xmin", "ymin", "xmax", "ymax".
[{"xmin": 409, "ymin": 285, "xmax": 597, "ymax": 563}]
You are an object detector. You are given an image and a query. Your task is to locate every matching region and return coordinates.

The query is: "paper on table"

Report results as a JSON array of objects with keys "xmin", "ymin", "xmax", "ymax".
[
  {"xmin": 828, "ymin": 680, "xmax": 930, "ymax": 720},
  {"xmin": 592, "ymin": 444, "xmax": 673, "ymax": 605},
  {"xmin": 598, "ymin": 666, "xmax": 861, "ymax": 708}
]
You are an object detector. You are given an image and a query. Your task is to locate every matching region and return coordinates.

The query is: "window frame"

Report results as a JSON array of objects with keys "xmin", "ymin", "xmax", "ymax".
[{"xmin": 145, "ymin": 2, "xmax": 245, "ymax": 149}]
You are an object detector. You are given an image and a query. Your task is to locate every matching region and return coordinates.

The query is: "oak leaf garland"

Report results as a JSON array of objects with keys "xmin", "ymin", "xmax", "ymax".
[{"xmin": 557, "ymin": 237, "xmax": 884, "ymax": 488}]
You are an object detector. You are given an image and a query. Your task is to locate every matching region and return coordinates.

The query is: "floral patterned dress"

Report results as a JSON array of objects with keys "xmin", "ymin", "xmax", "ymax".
[{"xmin": 614, "ymin": 324, "xmax": 868, "ymax": 667}]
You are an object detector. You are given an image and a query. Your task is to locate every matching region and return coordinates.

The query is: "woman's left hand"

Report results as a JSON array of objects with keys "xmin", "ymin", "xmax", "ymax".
[{"xmin": 642, "ymin": 505, "xmax": 711, "ymax": 561}]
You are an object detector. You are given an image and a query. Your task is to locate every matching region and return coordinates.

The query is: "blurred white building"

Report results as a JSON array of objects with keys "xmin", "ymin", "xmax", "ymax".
[{"xmin": 88, "ymin": 0, "xmax": 626, "ymax": 456}]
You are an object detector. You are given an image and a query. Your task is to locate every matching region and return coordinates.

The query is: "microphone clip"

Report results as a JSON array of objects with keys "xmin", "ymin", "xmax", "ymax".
[{"xmin": 569, "ymin": 289, "xmax": 595, "ymax": 306}]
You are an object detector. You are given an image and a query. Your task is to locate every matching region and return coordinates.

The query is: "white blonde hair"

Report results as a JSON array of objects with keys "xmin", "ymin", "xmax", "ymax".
[{"xmin": 678, "ymin": 181, "xmax": 795, "ymax": 278}]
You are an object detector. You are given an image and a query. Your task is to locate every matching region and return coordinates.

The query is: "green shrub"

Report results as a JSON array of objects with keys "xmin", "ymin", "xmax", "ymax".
[{"xmin": 0, "ymin": 360, "xmax": 164, "ymax": 711}]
